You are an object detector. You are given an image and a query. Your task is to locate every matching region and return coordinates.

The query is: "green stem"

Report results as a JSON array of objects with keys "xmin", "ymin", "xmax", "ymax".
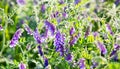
[{"xmin": 0, "ymin": 21, "xmax": 8, "ymax": 55}]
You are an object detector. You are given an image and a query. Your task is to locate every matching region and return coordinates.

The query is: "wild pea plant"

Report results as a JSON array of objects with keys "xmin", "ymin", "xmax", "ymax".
[{"xmin": 0, "ymin": 0, "xmax": 120, "ymax": 69}]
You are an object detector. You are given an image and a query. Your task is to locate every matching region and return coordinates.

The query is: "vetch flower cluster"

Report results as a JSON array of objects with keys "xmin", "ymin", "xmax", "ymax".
[
  {"xmin": 54, "ymin": 31, "xmax": 65, "ymax": 56},
  {"xmin": 10, "ymin": 28, "xmax": 24, "ymax": 47}
]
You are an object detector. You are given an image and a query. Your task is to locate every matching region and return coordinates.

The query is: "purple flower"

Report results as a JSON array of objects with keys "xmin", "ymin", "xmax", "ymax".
[
  {"xmin": 96, "ymin": 41, "xmax": 107, "ymax": 55},
  {"xmin": 33, "ymin": 28, "xmax": 41, "ymax": 44},
  {"xmin": 44, "ymin": 20, "xmax": 55, "ymax": 36},
  {"xmin": 110, "ymin": 44, "xmax": 120, "ymax": 57},
  {"xmin": 44, "ymin": 57, "xmax": 49, "ymax": 68},
  {"xmin": 24, "ymin": 24, "xmax": 33, "ymax": 35},
  {"xmin": 115, "ymin": 0, "xmax": 120, "ymax": 6},
  {"xmin": 106, "ymin": 24, "xmax": 113, "ymax": 35},
  {"xmin": 16, "ymin": 0, "xmax": 26, "ymax": 6},
  {"xmin": 65, "ymin": 53, "xmax": 73, "ymax": 62},
  {"xmin": 19, "ymin": 63, "xmax": 26, "ymax": 69},
  {"xmin": 84, "ymin": 26, "xmax": 90, "ymax": 38},
  {"xmin": 41, "ymin": 4, "xmax": 46, "ymax": 13},
  {"xmin": 37, "ymin": 45, "xmax": 43, "ymax": 56},
  {"xmin": 0, "ymin": 25, "xmax": 3, "ymax": 31},
  {"xmin": 69, "ymin": 33, "xmax": 80, "ymax": 46},
  {"xmin": 90, "ymin": 61, "xmax": 98, "ymax": 69},
  {"xmin": 114, "ymin": 44, "xmax": 120, "ymax": 50},
  {"xmin": 110, "ymin": 50, "xmax": 117, "ymax": 57},
  {"xmin": 58, "ymin": 0, "xmax": 64, "ymax": 4},
  {"xmin": 79, "ymin": 58, "xmax": 85, "ymax": 69},
  {"xmin": 33, "ymin": 0, "xmax": 38, "ymax": 5},
  {"xmin": 74, "ymin": 0, "xmax": 81, "ymax": 5},
  {"xmin": 10, "ymin": 29, "xmax": 24, "ymax": 48},
  {"xmin": 113, "ymin": 55, "xmax": 119, "ymax": 61},
  {"xmin": 51, "ymin": 11, "xmax": 59, "ymax": 18},
  {"xmin": 54, "ymin": 31, "xmax": 65, "ymax": 56},
  {"xmin": 70, "ymin": 27, "xmax": 75, "ymax": 36}
]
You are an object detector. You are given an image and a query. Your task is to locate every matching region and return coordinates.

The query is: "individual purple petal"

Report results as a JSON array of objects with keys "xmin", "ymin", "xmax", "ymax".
[
  {"xmin": 74, "ymin": 0, "xmax": 81, "ymax": 5},
  {"xmin": 33, "ymin": 28, "xmax": 41, "ymax": 44},
  {"xmin": 16, "ymin": 0, "xmax": 26, "ymax": 6},
  {"xmin": 57, "ymin": 18, "xmax": 61, "ymax": 23},
  {"xmin": 37, "ymin": 45, "xmax": 43, "ymax": 56},
  {"xmin": 69, "ymin": 33, "xmax": 80, "ymax": 46},
  {"xmin": 24, "ymin": 24, "xmax": 33, "ymax": 35},
  {"xmin": 93, "ymin": 32, "xmax": 99, "ymax": 37},
  {"xmin": 70, "ymin": 27, "xmax": 75, "ymax": 36},
  {"xmin": 44, "ymin": 57, "xmax": 49, "ymax": 68},
  {"xmin": 41, "ymin": 4, "xmax": 46, "ymax": 13},
  {"xmin": 62, "ymin": 12, "xmax": 68, "ymax": 18},
  {"xmin": 44, "ymin": 20, "xmax": 55, "ymax": 36},
  {"xmin": 10, "ymin": 29, "xmax": 24, "ymax": 47},
  {"xmin": 106, "ymin": 24, "xmax": 114, "ymax": 35},
  {"xmin": 65, "ymin": 53, "xmax": 73, "ymax": 62},
  {"xmin": 19, "ymin": 63, "xmax": 26, "ymax": 69},
  {"xmin": 96, "ymin": 41, "xmax": 107, "ymax": 55},
  {"xmin": 54, "ymin": 31, "xmax": 65, "ymax": 56},
  {"xmin": 0, "ymin": 25, "xmax": 3, "ymax": 31},
  {"xmin": 79, "ymin": 58, "xmax": 85, "ymax": 69}
]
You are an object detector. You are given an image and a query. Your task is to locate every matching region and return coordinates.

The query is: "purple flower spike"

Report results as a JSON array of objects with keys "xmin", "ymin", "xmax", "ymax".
[
  {"xmin": 0, "ymin": 25, "xmax": 3, "ymax": 31},
  {"xmin": 79, "ymin": 58, "xmax": 85, "ymax": 69},
  {"xmin": 44, "ymin": 57, "xmax": 49, "ymax": 68},
  {"xmin": 10, "ymin": 29, "xmax": 24, "ymax": 48},
  {"xmin": 19, "ymin": 63, "xmax": 26, "ymax": 69},
  {"xmin": 65, "ymin": 53, "xmax": 73, "ymax": 62},
  {"xmin": 74, "ymin": 0, "xmax": 81, "ymax": 5},
  {"xmin": 106, "ymin": 24, "xmax": 114, "ymax": 35},
  {"xmin": 16, "ymin": 0, "xmax": 26, "ymax": 6},
  {"xmin": 33, "ymin": 29, "xmax": 41, "ymax": 44},
  {"xmin": 37, "ymin": 45, "xmax": 43, "ymax": 56},
  {"xmin": 96, "ymin": 41, "xmax": 107, "ymax": 55},
  {"xmin": 70, "ymin": 27, "xmax": 75, "ymax": 36},
  {"xmin": 41, "ymin": 4, "xmax": 46, "ymax": 13},
  {"xmin": 54, "ymin": 31, "xmax": 65, "ymax": 56},
  {"xmin": 24, "ymin": 24, "xmax": 33, "ymax": 35},
  {"xmin": 44, "ymin": 20, "xmax": 55, "ymax": 36}
]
